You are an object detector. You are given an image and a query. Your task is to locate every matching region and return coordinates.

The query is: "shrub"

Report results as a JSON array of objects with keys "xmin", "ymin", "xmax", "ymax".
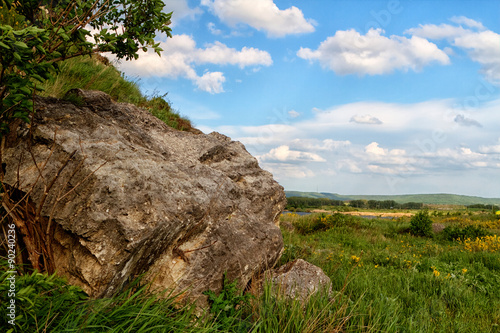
[
  {"xmin": 410, "ymin": 210, "xmax": 433, "ymax": 237},
  {"xmin": 443, "ymin": 225, "xmax": 490, "ymax": 241},
  {"xmin": 293, "ymin": 213, "xmax": 357, "ymax": 235}
]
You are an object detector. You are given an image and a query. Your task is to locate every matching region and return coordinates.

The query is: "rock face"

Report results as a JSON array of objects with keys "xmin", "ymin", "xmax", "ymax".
[
  {"xmin": 4, "ymin": 90, "xmax": 286, "ymax": 305},
  {"xmin": 269, "ymin": 259, "xmax": 332, "ymax": 301}
]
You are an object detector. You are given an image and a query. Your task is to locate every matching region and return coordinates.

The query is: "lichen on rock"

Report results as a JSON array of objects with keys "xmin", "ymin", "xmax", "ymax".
[{"xmin": 3, "ymin": 90, "xmax": 286, "ymax": 307}]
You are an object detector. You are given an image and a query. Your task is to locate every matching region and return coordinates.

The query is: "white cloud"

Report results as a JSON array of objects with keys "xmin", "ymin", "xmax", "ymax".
[
  {"xmin": 115, "ymin": 34, "xmax": 272, "ymax": 93},
  {"xmin": 259, "ymin": 145, "xmax": 325, "ymax": 163},
  {"xmin": 201, "ymin": 0, "xmax": 315, "ymax": 37},
  {"xmin": 195, "ymin": 71, "xmax": 225, "ymax": 94},
  {"xmin": 365, "ymin": 142, "xmax": 386, "ymax": 156},
  {"xmin": 196, "ymin": 41, "xmax": 273, "ymax": 68},
  {"xmin": 259, "ymin": 163, "xmax": 315, "ymax": 179},
  {"xmin": 407, "ymin": 18, "xmax": 500, "ymax": 83},
  {"xmin": 288, "ymin": 110, "xmax": 300, "ymax": 118},
  {"xmin": 163, "ymin": 0, "xmax": 202, "ymax": 26},
  {"xmin": 297, "ymin": 28, "xmax": 450, "ymax": 76},
  {"xmin": 290, "ymin": 139, "xmax": 351, "ymax": 151},
  {"xmin": 350, "ymin": 114, "xmax": 382, "ymax": 125},
  {"xmin": 479, "ymin": 140, "xmax": 500, "ymax": 154},
  {"xmin": 211, "ymin": 97, "xmax": 500, "ymax": 193},
  {"xmin": 450, "ymin": 16, "xmax": 486, "ymax": 30},
  {"xmin": 207, "ymin": 22, "xmax": 223, "ymax": 35},
  {"xmin": 454, "ymin": 30, "xmax": 500, "ymax": 83},
  {"xmin": 406, "ymin": 24, "xmax": 469, "ymax": 40}
]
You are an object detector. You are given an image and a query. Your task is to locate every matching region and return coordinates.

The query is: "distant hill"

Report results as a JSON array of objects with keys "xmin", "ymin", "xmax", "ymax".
[
  {"xmin": 285, "ymin": 191, "xmax": 500, "ymax": 206},
  {"xmin": 284, "ymin": 191, "xmax": 351, "ymax": 201}
]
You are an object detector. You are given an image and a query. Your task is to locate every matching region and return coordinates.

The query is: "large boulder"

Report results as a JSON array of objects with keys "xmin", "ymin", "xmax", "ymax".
[{"xmin": 3, "ymin": 90, "xmax": 285, "ymax": 306}]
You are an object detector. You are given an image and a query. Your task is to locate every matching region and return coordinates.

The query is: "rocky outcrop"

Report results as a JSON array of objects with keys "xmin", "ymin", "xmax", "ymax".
[
  {"xmin": 268, "ymin": 259, "xmax": 332, "ymax": 301},
  {"xmin": 4, "ymin": 90, "xmax": 286, "ymax": 306}
]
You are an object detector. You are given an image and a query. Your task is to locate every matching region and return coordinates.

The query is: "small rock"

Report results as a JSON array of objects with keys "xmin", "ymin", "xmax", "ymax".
[{"xmin": 269, "ymin": 259, "xmax": 332, "ymax": 301}]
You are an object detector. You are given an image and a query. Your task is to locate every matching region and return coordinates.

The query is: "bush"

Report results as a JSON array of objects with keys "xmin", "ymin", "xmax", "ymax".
[
  {"xmin": 293, "ymin": 213, "xmax": 357, "ymax": 235},
  {"xmin": 443, "ymin": 225, "xmax": 490, "ymax": 241},
  {"xmin": 410, "ymin": 211, "xmax": 433, "ymax": 237}
]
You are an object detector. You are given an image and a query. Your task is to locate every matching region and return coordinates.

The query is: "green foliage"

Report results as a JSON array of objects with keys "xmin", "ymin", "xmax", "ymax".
[
  {"xmin": 279, "ymin": 243, "xmax": 313, "ymax": 266},
  {"xmin": 253, "ymin": 281, "xmax": 351, "ymax": 333},
  {"xmin": 0, "ymin": 266, "xmax": 87, "ymax": 332},
  {"xmin": 467, "ymin": 204, "xmax": 500, "ymax": 211},
  {"xmin": 0, "ymin": 24, "xmax": 54, "ymax": 131},
  {"xmin": 443, "ymin": 225, "xmax": 490, "ymax": 241},
  {"xmin": 286, "ymin": 196, "xmax": 344, "ymax": 210},
  {"xmin": 0, "ymin": 0, "xmax": 172, "ymax": 137},
  {"xmin": 279, "ymin": 211, "xmax": 500, "ymax": 331},
  {"xmin": 410, "ymin": 210, "xmax": 434, "ymax": 237},
  {"xmin": 203, "ymin": 272, "xmax": 253, "ymax": 332},
  {"xmin": 0, "ymin": 261, "xmax": 205, "ymax": 332},
  {"xmin": 293, "ymin": 213, "xmax": 359, "ymax": 235},
  {"xmin": 39, "ymin": 55, "xmax": 193, "ymax": 131}
]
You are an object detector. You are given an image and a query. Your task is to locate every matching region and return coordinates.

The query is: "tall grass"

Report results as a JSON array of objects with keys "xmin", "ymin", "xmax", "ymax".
[
  {"xmin": 280, "ymin": 212, "xmax": 500, "ymax": 332},
  {"xmin": 2, "ymin": 211, "xmax": 498, "ymax": 332},
  {"xmin": 38, "ymin": 55, "xmax": 193, "ymax": 131}
]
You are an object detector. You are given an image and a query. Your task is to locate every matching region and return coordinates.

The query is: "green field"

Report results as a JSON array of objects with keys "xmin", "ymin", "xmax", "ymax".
[
  {"xmin": 2, "ymin": 209, "xmax": 499, "ymax": 332},
  {"xmin": 278, "ymin": 210, "xmax": 500, "ymax": 332}
]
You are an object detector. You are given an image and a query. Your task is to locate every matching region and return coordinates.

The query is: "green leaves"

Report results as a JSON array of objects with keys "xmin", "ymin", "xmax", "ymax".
[
  {"xmin": 0, "ymin": 23, "xmax": 54, "ymax": 135},
  {"xmin": 410, "ymin": 210, "xmax": 434, "ymax": 237},
  {"xmin": 203, "ymin": 272, "xmax": 253, "ymax": 331},
  {"xmin": 1, "ymin": 0, "xmax": 173, "ymax": 137}
]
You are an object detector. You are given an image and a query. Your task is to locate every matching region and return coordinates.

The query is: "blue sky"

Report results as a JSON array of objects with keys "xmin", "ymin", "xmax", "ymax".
[{"xmin": 113, "ymin": 0, "xmax": 500, "ymax": 198}]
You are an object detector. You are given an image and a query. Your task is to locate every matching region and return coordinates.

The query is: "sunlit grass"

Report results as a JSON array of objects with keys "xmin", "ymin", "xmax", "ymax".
[
  {"xmin": 2, "ymin": 210, "xmax": 499, "ymax": 332},
  {"xmin": 38, "ymin": 55, "xmax": 193, "ymax": 131},
  {"xmin": 280, "ymin": 211, "xmax": 500, "ymax": 332}
]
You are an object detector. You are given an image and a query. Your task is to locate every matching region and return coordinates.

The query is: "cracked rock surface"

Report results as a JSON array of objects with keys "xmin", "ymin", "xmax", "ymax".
[{"xmin": 4, "ymin": 90, "xmax": 285, "ymax": 307}]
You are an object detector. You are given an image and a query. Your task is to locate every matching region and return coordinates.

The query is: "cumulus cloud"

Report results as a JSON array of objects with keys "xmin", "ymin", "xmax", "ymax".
[
  {"xmin": 454, "ymin": 30, "xmax": 500, "ymax": 83},
  {"xmin": 210, "ymin": 97, "xmax": 500, "ymax": 192},
  {"xmin": 259, "ymin": 145, "xmax": 326, "ymax": 163},
  {"xmin": 195, "ymin": 71, "xmax": 226, "ymax": 94},
  {"xmin": 288, "ymin": 110, "xmax": 300, "ymax": 118},
  {"xmin": 290, "ymin": 139, "xmax": 351, "ymax": 151},
  {"xmin": 365, "ymin": 142, "xmax": 387, "ymax": 156},
  {"xmin": 450, "ymin": 16, "xmax": 486, "ymax": 30},
  {"xmin": 479, "ymin": 140, "xmax": 500, "ymax": 154},
  {"xmin": 259, "ymin": 163, "xmax": 315, "ymax": 179},
  {"xmin": 406, "ymin": 24, "xmax": 469, "ymax": 40},
  {"xmin": 297, "ymin": 28, "xmax": 450, "ymax": 76},
  {"xmin": 407, "ymin": 18, "xmax": 500, "ymax": 83},
  {"xmin": 454, "ymin": 114, "xmax": 482, "ymax": 127},
  {"xmin": 201, "ymin": 0, "xmax": 315, "ymax": 37},
  {"xmin": 163, "ymin": 0, "xmax": 202, "ymax": 26},
  {"xmin": 350, "ymin": 114, "xmax": 382, "ymax": 125},
  {"xmin": 115, "ymin": 34, "xmax": 272, "ymax": 93}
]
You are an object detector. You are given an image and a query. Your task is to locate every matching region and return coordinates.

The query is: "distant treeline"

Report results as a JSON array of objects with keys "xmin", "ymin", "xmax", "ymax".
[
  {"xmin": 467, "ymin": 204, "xmax": 499, "ymax": 211},
  {"xmin": 286, "ymin": 197, "xmax": 500, "ymax": 211},
  {"xmin": 286, "ymin": 197, "xmax": 423, "ymax": 210}
]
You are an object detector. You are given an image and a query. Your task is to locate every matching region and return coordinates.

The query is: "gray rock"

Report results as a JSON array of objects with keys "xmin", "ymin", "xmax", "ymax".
[
  {"xmin": 4, "ymin": 90, "xmax": 285, "ymax": 306},
  {"xmin": 269, "ymin": 259, "xmax": 332, "ymax": 301}
]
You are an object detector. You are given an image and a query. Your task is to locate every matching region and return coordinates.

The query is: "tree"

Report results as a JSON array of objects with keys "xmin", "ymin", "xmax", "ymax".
[
  {"xmin": 0, "ymin": 0, "xmax": 172, "ymax": 273},
  {"xmin": 0, "ymin": 0, "xmax": 172, "ymax": 137}
]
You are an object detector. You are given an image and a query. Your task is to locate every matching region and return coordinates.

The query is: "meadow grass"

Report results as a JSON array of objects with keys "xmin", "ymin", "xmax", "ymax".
[
  {"xmin": 2, "ymin": 210, "xmax": 499, "ymax": 332},
  {"xmin": 38, "ymin": 55, "xmax": 193, "ymax": 131},
  {"xmin": 280, "ymin": 212, "xmax": 500, "ymax": 332}
]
